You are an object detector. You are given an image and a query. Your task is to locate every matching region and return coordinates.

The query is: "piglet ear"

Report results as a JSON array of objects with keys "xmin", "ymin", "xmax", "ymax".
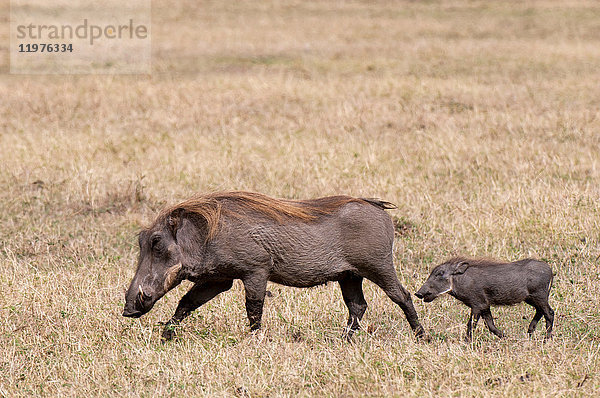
[
  {"xmin": 167, "ymin": 208, "xmax": 184, "ymax": 237},
  {"xmin": 453, "ymin": 261, "xmax": 469, "ymax": 275}
]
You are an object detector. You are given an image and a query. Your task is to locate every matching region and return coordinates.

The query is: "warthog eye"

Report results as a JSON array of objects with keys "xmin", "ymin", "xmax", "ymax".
[{"xmin": 150, "ymin": 235, "xmax": 164, "ymax": 254}]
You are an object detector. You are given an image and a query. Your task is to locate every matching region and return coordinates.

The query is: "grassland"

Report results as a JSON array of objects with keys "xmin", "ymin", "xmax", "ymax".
[{"xmin": 1, "ymin": 0, "xmax": 599, "ymax": 396}]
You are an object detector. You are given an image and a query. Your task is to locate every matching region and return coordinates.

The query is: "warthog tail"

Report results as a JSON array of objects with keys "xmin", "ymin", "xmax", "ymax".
[
  {"xmin": 360, "ymin": 198, "xmax": 397, "ymax": 210},
  {"xmin": 548, "ymin": 272, "xmax": 555, "ymax": 295}
]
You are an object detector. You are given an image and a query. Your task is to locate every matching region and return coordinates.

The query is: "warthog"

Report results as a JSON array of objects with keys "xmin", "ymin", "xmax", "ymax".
[
  {"xmin": 415, "ymin": 257, "xmax": 554, "ymax": 340},
  {"xmin": 123, "ymin": 191, "xmax": 425, "ymax": 340}
]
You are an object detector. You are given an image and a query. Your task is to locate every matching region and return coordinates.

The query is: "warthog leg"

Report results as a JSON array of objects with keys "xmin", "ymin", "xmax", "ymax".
[
  {"xmin": 363, "ymin": 263, "xmax": 426, "ymax": 339},
  {"xmin": 527, "ymin": 309, "xmax": 543, "ymax": 336},
  {"xmin": 339, "ymin": 273, "xmax": 367, "ymax": 339},
  {"xmin": 481, "ymin": 309, "xmax": 504, "ymax": 338},
  {"xmin": 466, "ymin": 310, "xmax": 480, "ymax": 341},
  {"xmin": 526, "ymin": 295, "xmax": 554, "ymax": 339},
  {"xmin": 161, "ymin": 280, "xmax": 233, "ymax": 341},
  {"xmin": 242, "ymin": 270, "xmax": 269, "ymax": 331}
]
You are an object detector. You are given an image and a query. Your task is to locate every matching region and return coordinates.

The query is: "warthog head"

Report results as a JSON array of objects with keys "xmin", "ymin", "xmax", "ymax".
[
  {"xmin": 415, "ymin": 260, "xmax": 469, "ymax": 302},
  {"xmin": 123, "ymin": 210, "xmax": 192, "ymax": 318}
]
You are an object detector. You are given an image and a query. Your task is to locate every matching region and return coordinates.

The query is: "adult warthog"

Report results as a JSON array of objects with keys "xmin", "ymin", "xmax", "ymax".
[{"xmin": 123, "ymin": 191, "xmax": 425, "ymax": 340}]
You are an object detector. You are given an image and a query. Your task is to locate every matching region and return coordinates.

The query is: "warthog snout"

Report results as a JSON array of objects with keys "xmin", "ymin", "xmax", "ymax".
[
  {"xmin": 122, "ymin": 307, "xmax": 143, "ymax": 318},
  {"xmin": 123, "ymin": 284, "xmax": 155, "ymax": 318},
  {"xmin": 414, "ymin": 289, "xmax": 435, "ymax": 302}
]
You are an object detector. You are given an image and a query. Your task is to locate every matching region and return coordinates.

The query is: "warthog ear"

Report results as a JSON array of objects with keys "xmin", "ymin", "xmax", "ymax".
[
  {"xmin": 453, "ymin": 261, "xmax": 469, "ymax": 275},
  {"xmin": 167, "ymin": 208, "xmax": 184, "ymax": 237}
]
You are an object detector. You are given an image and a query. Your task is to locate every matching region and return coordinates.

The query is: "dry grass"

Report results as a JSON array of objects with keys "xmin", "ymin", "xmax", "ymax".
[{"xmin": 1, "ymin": 0, "xmax": 599, "ymax": 396}]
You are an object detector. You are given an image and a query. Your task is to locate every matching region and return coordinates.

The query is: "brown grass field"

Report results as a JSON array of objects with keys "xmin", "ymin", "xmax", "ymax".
[{"xmin": 1, "ymin": 0, "xmax": 599, "ymax": 396}]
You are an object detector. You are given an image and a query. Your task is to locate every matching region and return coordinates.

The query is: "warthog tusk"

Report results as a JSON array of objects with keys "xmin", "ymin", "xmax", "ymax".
[{"xmin": 138, "ymin": 284, "xmax": 144, "ymax": 297}]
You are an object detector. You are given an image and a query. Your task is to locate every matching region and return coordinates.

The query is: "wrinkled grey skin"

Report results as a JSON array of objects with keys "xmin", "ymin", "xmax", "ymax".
[
  {"xmin": 415, "ymin": 258, "xmax": 554, "ymax": 340},
  {"xmin": 123, "ymin": 199, "xmax": 425, "ymax": 341}
]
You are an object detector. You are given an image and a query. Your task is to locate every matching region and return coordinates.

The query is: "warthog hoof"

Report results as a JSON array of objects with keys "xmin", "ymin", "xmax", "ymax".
[
  {"xmin": 161, "ymin": 325, "xmax": 177, "ymax": 341},
  {"xmin": 415, "ymin": 327, "xmax": 431, "ymax": 342}
]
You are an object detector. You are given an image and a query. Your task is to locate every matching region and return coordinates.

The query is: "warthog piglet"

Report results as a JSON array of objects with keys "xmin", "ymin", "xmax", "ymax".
[{"xmin": 415, "ymin": 257, "xmax": 554, "ymax": 340}]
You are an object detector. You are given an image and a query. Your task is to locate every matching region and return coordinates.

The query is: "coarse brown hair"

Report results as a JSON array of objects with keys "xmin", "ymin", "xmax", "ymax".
[
  {"xmin": 443, "ymin": 256, "xmax": 515, "ymax": 268},
  {"xmin": 151, "ymin": 191, "xmax": 395, "ymax": 240}
]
